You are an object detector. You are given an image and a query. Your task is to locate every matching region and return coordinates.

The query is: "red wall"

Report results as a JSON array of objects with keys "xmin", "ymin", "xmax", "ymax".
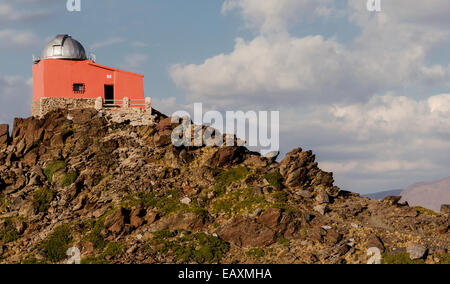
[{"xmin": 33, "ymin": 59, "xmax": 145, "ymax": 106}]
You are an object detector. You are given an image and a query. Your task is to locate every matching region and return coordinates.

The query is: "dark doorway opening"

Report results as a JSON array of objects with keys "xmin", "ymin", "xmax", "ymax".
[{"xmin": 104, "ymin": 85, "xmax": 114, "ymax": 105}]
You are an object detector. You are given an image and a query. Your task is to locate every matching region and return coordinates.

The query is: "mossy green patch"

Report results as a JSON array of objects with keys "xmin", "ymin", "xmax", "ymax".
[
  {"xmin": 38, "ymin": 224, "xmax": 72, "ymax": 263},
  {"xmin": 212, "ymin": 187, "xmax": 297, "ymax": 216},
  {"xmin": 81, "ymin": 242, "xmax": 125, "ymax": 264},
  {"xmin": 0, "ymin": 217, "xmax": 21, "ymax": 243},
  {"xmin": 435, "ymin": 254, "xmax": 450, "ymax": 264},
  {"xmin": 84, "ymin": 219, "xmax": 108, "ymax": 251},
  {"xmin": 122, "ymin": 189, "xmax": 209, "ymax": 219},
  {"xmin": 381, "ymin": 252, "xmax": 425, "ymax": 264},
  {"xmin": 246, "ymin": 248, "xmax": 265, "ymax": 258},
  {"xmin": 263, "ymin": 171, "xmax": 283, "ymax": 189},
  {"xmin": 413, "ymin": 206, "xmax": 440, "ymax": 217},
  {"xmin": 44, "ymin": 160, "xmax": 66, "ymax": 183},
  {"xmin": 144, "ymin": 229, "xmax": 229, "ymax": 264},
  {"xmin": 214, "ymin": 167, "xmax": 250, "ymax": 195},
  {"xmin": 33, "ymin": 187, "xmax": 54, "ymax": 213},
  {"xmin": 60, "ymin": 171, "xmax": 78, "ymax": 188}
]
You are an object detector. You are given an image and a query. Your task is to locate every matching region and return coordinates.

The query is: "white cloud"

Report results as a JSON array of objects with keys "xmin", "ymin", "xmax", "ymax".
[
  {"xmin": 90, "ymin": 37, "xmax": 125, "ymax": 50},
  {"xmin": 279, "ymin": 93, "xmax": 450, "ymax": 192},
  {"xmin": 0, "ymin": 29, "xmax": 41, "ymax": 49},
  {"xmin": 0, "ymin": 0, "xmax": 56, "ymax": 24},
  {"xmin": 169, "ymin": 1, "xmax": 450, "ymax": 192},
  {"xmin": 121, "ymin": 53, "xmax": 149, "ymax": 70},
  {"xmin": 222, "ymin": 0, "xmax": 335, "ymax": 34},
  {"xmin": 0, "ymin": 75, "xmax": 33, "ymax": 125},
  {"xmin": 171, "ymin": 1, "xmax": 449, "ymax": 109}
]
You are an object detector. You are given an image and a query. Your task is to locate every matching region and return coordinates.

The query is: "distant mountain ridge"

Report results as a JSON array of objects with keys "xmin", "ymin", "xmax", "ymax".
[
  {"xmin": 400, "ymin": 177, "xmax": 450, "ymax": 212},
  {"xmin": 364, "ymin": 189, "xmax": 403, "ymax": 200}
]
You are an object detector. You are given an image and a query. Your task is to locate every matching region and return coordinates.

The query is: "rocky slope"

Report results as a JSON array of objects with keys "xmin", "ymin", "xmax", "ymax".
[{"xmin": 0, "ymin": 108, "xmax": 448, "ymax": 264}]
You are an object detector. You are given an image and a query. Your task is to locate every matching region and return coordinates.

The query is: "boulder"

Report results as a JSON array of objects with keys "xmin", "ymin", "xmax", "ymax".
[
  {"xmin": 150, "ymin": 212, "xmax": 205, "ymax": 232},
  {"xmin": 19, "ymin": 200, "xmax": 37, "ymax": 218},
  {"xmin": 130, "ymin": 207, "xmax": 146, "ymax": 228},
  {"xmin": 366, "ymin": 234, "xmax": 385, "ymax": 253},
  {"xmin": 313, "ymin": 205, "xmax": 327, "ymax": 216},
  {"xmin": 0, "ymin": 124, "xmax": 9, "ymax": 148},
  {"xmin": 209, "ymin": 147, "xmax": 247, "ymax": 168},
  {"xmin": 279, "ymin": 148, "xmax": 336, "ymax": 191},
  {"xmin": 441, "ymin": 205, "xmax": 450, "ymax": 215},
  {"xmin": 407, "ymin": 243, "xmax": 428, "ymax": 260},
  {"xmin": 316, "ymin": 190, "xmax": 330, "ymax": 204},
  {"xmin": 382, "ymin": 196, "xmax": 402, "ymax": 206},
  {"xmin": 105, "ymin": 207, "xmax": 129, "ymax": 234},
  {"xmin": 217, "ymin": 217, "xmax": 276, "ymax": 248}
]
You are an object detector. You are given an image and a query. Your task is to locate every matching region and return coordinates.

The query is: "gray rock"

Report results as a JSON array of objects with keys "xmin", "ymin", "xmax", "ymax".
[
  {"xmin": 180, "ymin": 197, "xmax": 192, "ymax": 205},
  {"xmin": 295, "ymin": 190, "xmax": 313, "ymax": 199},
  {"xmin": 313, "ymin": 205, "xmax": 327, "ymax": 216},
  {"xmin": 407, "ymin": 243, "xmax": 428, "ymax": 260},
  {"xmin": 441, "ymin": 205, "xmax": 450, "ymax": 215},
  {"xmin": 316, "ymin": 191, "xmax": 330, "ymax": 204}
]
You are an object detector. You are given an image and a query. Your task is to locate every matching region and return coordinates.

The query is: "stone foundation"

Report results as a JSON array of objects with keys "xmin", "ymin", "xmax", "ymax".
[
  {"xmin": 31, "ymin": 97, "xmax": 155, "ymax": 126},
  {"xmin": 32, "ymin": 97, "xmax": 97, "ymax": 117}
]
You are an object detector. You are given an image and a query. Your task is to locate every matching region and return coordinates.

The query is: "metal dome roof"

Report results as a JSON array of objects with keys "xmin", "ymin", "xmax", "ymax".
[{"xmin": 41, "ymin": 34, "xmax": 87, "ymax": 60}]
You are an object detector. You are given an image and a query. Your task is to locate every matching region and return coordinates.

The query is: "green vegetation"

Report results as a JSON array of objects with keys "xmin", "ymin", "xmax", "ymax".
[
  {"xmin": 0, "ymin": 195, "xmax": 9, "ymax": 210},
  {"xmin": 81, "ymin": 242, "xmax": 125, "ymax": 264},
  {"xmin": 144, "ymin": 229, "xmax": 230, "ymax": 264},
  {"xmin": 93, "ymin": 174, "xmax": 112, "ymax": 190},
  {"xmin": 122, "ymin": 189, "xmax": 209, "ymax": 218},
  {"xmin": 60, "ymin": 171, "xmax": 78, "ymax": 188},
  {"xmin": 213, "ymin": 167, "xmax": 250, "ymax": 195},
  {"xmin": 38, "ymin": 224, "xmax": 72, "ymax": 263},
  {"xmin": 278, "ymin": 238, "xmax": 291, "ymax": 246},
  {"xmin": 212, "ymin": 187, "xmax": 297, "ymax": 216},
  {"xmin": 246, "ymin": 248, "xmax": 265, "ymax": 258},
  {"xmin": 413, "ymin": 206, "xmax": 440, "ymax": 217},
  {"xmin": 60, "ymin": 123, "xmax": 73, "ymax": 134},
  {"xmin": 435, "ymin": 254, "xmax": 450, "ymax": 264},
  {"xmin": 212, "ymin": 187, "xmax": 266, "ymax": 216},
  {"xmin": 44, "ymin": 160, "xmax": 66, "ymax": 183},
  {"xmin": 21, "ymin": 256, "xmax": 48, "ymax": 264},
  {"xmin": 381, "ymin": 252, "xmax": 425, "ymax": 264},
  {"xmin": 0, "ymin": 217, "xmax": 21, "ymax": 243},
  {"xmin": 85, "ymin": 219, "xmax": 108, "ymax": 250},
  {"xmin": 272, "ymin": 191, "xmax": 288, "ymax": 203},
  {"xmin": 263, "ymin": 171, "xmax": 284, "ymax": 189},
  {"xmin": 33, "ymin": 187, "xmax": 54, "ymax": 213}
]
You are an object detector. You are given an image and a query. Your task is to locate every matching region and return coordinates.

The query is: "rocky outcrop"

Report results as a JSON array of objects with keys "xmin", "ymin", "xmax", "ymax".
[
  {"xmin": 441, "ymin": 205, "xmax": 450, "ymax": 215},
  {"xmin": 217, "ymin": 208, "xmax": 306, "ymax": 247},
  {"xmin": 0, "ymin": 108, "xmax": 448, "ymax": 264},
  {"xmin": 0, "ymin": 124, "xmax": 9, "ymax": 149},
  {"xmin": 280, "ymin": 148, "xmax": 339, "ymax": 197}
]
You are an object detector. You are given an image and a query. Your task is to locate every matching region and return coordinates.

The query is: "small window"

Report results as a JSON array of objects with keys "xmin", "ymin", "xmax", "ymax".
[{"xmin": 73, "ymin": 83, "xmax": 85, "ymax": 94}]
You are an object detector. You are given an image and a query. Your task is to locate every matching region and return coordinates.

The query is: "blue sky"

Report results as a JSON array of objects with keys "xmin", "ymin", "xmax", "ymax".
[{"xmin": 0, "ymin": 0, "xmax": 449, "ymax": 194}]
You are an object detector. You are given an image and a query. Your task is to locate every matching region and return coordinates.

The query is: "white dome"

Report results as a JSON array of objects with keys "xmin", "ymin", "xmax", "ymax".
[{"xmin": 41, "ymin": 34, "xmax": 87, "ymax": 60}]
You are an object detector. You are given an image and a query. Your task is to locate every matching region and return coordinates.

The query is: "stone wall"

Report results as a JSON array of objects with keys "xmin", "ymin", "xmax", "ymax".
[
  {"xmin": 32, "ymin": 97, "xmax": 97, "ymax": 118},
  {"xmin": 31, "ymin": 97, "xmax": 155, "ymax": 126}
]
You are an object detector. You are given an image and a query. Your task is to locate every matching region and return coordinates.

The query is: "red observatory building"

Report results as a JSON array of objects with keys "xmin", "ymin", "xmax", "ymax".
[{"xmin": 33, "ymin": 34, "xmax": 145, "ymax": 106}]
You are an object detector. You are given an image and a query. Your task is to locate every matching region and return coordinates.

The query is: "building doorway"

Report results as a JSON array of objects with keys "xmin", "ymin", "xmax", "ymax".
[{"xmin": 104, "ymin": 85, "xmax": 114, "ymax": 105}]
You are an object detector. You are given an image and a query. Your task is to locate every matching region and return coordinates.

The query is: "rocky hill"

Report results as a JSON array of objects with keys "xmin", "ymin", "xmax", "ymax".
[{"xmin": 0, "ymin": 108, "xmax": 449, "ymax": 264}]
